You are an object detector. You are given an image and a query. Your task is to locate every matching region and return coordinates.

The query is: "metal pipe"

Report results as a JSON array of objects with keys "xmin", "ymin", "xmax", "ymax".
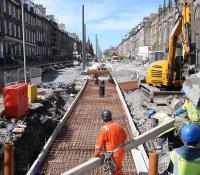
[
  {"xmin": 82, "ymin": 5, "xmax": 85, "ymax": 71},
  {"xmin": 84, "ymin": 24, "xmax": 86, "ymax": 66},
  {"xmin": 148, "ymin": 151, "xmax": 158, "ymax": 175},
  {"xmin": 4, "ymin": 141, "xmax": 14, "ymax": 175},
  {"xmin": 96, "ymin": 34, "xmax": 98, "ymax": 60},
  {"xmin": 21, "ymin": 0, "xmax": 27, "ymax": 83}
]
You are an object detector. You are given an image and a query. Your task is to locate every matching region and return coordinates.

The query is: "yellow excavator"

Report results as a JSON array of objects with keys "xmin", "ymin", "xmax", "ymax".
[{"xmin": 145, "ymin": 0, "xmax": 194, "ymax": 89}]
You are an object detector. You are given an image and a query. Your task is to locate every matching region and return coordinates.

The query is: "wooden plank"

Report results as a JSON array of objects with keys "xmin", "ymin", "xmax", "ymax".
[
  {"xmin": 118, "ymin": 80, "xmax": 139, "ymax": 90},
  {"xmin": 61, "ymin": 119, "xmax": 174, "ymax": 175},
  {"xmin": 86, "ymin": 69, "xmax": 110, "ymax": 75}
]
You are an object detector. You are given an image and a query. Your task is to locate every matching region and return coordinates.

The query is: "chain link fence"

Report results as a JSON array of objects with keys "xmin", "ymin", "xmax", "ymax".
[{"xmin": 3, "ymin": 67, "xmax": 42, "ymax": 86}]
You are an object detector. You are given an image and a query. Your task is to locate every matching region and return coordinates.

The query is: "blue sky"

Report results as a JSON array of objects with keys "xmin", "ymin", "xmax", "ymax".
[{"xmin": 34, "ymin": 0, "xmax": 164, "ymax": 51}]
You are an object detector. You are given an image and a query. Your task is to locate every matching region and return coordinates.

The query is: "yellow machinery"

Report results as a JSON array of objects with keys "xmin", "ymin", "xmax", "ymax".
[{"xmin": 146, "ymin": 0, "xmax": 192, "ymax": 88}]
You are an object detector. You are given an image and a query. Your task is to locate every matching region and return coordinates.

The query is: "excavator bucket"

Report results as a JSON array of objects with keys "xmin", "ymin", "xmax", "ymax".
[{"xmin": 183, "ymin": 72, "xmax": 200, "ymax": 107}]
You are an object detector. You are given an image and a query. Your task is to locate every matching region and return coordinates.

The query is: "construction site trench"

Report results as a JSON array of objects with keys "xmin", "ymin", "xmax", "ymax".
[
  {"xmin": 0, "ymin": 66, "xmax": 85, "ymax": 175},
  {"xmin": 0, "ymin": 63, "xmax": 185, "ymax": 175}
]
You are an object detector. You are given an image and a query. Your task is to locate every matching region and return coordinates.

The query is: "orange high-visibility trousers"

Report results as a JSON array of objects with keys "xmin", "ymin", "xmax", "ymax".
[{"xmin": 94, "ymin": 121, "xmax": 127, "ymax": 175}]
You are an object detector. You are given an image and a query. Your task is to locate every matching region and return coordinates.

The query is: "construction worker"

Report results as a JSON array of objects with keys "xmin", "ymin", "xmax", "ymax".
[
  {"xmin": 172, "ymin": 95, "xmax": 200, "ymax": 139},
  {"xmin": 173, "ymin": 95, "xmax": 200, "ymax": 124},
  {"xmin": 94, "ymin": 110, "xmax": 127, "ymax": 175},
  {"xmin": 169, "ymin": 124, "xmax": 200, "ymax": 175},
  {"xmin": 146, "ymin": 109, "xmax": 177, "ymax": 152}
]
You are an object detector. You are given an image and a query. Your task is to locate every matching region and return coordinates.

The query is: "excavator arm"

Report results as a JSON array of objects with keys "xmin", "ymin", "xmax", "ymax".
[
  {"xmin": 182, "ymin": 0, "xmax": 191, "ymax": 54},
  {"xmin": 167, "ymin": 0, "xmax": 191, "ymax": 85}
]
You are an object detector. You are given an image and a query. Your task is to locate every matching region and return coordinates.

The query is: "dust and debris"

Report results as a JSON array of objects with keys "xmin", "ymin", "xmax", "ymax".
[
  {"xmin": 110, "ymin": 63, "xmax": 184, "ymax": 175},
  {"xmin": 0, "ymin": 65, "xmax": 85, "ymax": 175}
]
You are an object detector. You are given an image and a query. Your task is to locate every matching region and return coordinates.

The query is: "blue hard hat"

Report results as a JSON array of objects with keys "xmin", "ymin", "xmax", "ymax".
[
  {"xmin": 146, "ymin": 108, "xmax": 156, "ymax": 118},
  {"xmin": 181, "ymin": 124, "xmax": 200, "ymax": 145}
]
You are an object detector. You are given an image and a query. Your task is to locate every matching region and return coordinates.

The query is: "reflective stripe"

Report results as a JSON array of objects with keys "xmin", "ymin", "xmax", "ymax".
[
  {"xmin": 183, "ymin": 101, "xmax": 200, "ymax": 122},
  {"xmin": 103, "ymin": 125, "xmax": 110, "ymax": 132},
  {"xmin": 188, "ymin": 110, "xmax": 200, "ymax": 113},
  {"xmin": 95, "ymin": 145, "xmax": 103, "ymax": 150},
  {"xmin": 174, "ymin": 151, "xmax": 179, "ymax": 175}
]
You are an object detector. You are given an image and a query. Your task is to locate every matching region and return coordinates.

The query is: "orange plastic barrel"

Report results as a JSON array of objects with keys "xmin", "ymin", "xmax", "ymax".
[{"xmin": 3, "ymin": 83, "xmax": 28, "ymax": 119}]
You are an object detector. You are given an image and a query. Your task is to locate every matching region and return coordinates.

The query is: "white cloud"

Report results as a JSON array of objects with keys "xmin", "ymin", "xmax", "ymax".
[
  {"xmin": 34, "ymin": 0, "xmax": 154, "ymax": 32},
  {"xmin": 33, "ymin": 0, "xmax": 162, "ymax": 50},
  {"xmin": 88, "ymin": 18, "xmax": 139, "ymax": 30}
]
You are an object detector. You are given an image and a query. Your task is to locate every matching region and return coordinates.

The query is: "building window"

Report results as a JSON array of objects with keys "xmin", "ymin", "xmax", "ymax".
[
  {"xmin": 33, "ymin": 17, "xmax": 35, "ymax": 26},
  {"xmin": 13, "ymin": 6, "xmax": 16, "ymax": 18},
  {"xmin": 4, "ymin": 20, "xmax": 7, "ymax": 34},
  {"xmin": 18, "ymin": 9, "xmax": 21, "ymax": 20},
  {"xmin": 14, "ymin": 24, "xmax": 16, "ymax": 37},
  {"xmin": 8, "ymin": 3, "xmax": 12, "ymax": 16},
  {"xmin": 9, "ymin": 22, "xmax": 12, "ymax": 36},
  {"xmin": 5, "ymin": 42, "xmax": 8, "ymax": 55},
  {"xmin": 27, "ymin": 13, "xmax": 29, "ymax": 24},
  {"xmin": 3, "ymin": 0, "xmax": 7, "ymax": 13},
  {"xmin": 19, "ymin": 45, "xmax": 22, "ymax": 56},
  {"xmin": 0, "ymin": 42, "xmax": 3, "ymax": 58},
  {"xmin": 18, "ymin": 26, "xmax": 21, "ymax": 38},
  {"xmin": 29, "ymin": 30, "xmax": 31, "ymax": 42},
  {"xmin": 25, "ymin": 29, "xmax": 28, "ymax": 41},
  {"xmin": 25, "ymin": 12, "xmax": 27, "ymax": 23},
  {"xmin": 14, "ymin": 46, "xmax": 17, "ymax": 55}
]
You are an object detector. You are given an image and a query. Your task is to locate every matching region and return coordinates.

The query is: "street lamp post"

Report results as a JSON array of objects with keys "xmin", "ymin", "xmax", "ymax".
[
  {"xmin": 21, "ymin": 0, "xmax": 27, "ymax": 83},
  {"xmin": 82, "ymin": 5, "xmax": 86, "ymax": 70}
]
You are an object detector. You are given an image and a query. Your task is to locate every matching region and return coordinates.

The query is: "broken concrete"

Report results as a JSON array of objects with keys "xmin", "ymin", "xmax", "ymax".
[
  {"xmin": 0, "ymin": 65, "xmax": 85, "ymax": 174},
  {"xmin": 183, "ymin": 72, "xmax": 200, "ymax": 107}
]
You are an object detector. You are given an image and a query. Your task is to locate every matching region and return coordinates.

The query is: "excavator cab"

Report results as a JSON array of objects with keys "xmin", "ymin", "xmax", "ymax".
[{"xmin": 145, "ymin": 0, "xmax": 194, "ymax": 89}]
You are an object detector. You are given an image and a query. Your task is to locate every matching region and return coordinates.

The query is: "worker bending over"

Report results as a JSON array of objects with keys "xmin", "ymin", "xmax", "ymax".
[
  {"xmin": 147, "ymin": 109, "xmax": 177, "ymax": 152},
  {"xmin": 169, "ymin": 124, "xmax": 200, "ymax": 175},
  {"xmin": 94, "ymin": 110, "xmax": 127, "ymax": 175},
  {"xmin": 173, "ymin": 95, "xmax": 200, "ymax": 124},
  {"xmin": 172, "ymin": 95, "xmax": 200, "ymax": 139}
]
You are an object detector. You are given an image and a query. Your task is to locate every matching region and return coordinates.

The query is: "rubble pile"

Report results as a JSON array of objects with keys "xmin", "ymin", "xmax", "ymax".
[{"xmin": 0, "ymin": 79, "xmax": 84, "ymax": 175}]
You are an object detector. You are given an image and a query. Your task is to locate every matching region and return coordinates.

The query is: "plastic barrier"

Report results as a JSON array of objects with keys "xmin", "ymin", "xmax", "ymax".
[
  {"xmin": 3, "ymin": 83, "xmax": 28, "ymax": 119},
  {"xmin": 28, "ymin": 84, "xmax": 37, "ymax": 103}
]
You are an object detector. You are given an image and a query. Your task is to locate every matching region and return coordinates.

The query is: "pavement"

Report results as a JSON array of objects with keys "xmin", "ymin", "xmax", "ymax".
[{"xmin": 110, "ymin": 62, "xmax": 146, "ymax": 82}]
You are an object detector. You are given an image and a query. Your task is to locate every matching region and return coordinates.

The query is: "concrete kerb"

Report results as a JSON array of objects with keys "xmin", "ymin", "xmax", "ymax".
[
  {"xmin": 114, "ymin": 78, "xmax": 148, "ymax": 174},
  {"xmin": 26, "ymin": 80, "xmax": 88, "ymax": 175}
]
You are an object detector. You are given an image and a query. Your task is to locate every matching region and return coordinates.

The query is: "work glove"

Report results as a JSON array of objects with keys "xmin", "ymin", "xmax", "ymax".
[
  {"xmin": 173, "ymin": 108, "xmax": 184, "ymax": 116},
  {"xmin": 167, "ymin": 113, "xmax": 173, "ymax": 117}
]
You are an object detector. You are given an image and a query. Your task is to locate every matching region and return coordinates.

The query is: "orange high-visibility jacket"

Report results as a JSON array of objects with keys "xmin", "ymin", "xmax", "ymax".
[{"xmin": 94, "ymin": 121, "xmax": 127, "ymax": 169}]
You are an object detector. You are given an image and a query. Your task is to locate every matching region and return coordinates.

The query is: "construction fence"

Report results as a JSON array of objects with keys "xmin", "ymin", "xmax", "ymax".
[{"xmin": 2, "ymin": 67, "xmax": 42, "ymax": 86}]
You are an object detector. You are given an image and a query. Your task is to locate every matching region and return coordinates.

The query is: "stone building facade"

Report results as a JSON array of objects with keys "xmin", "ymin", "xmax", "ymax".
[
  {"xmin": 118, "ymin": 0, "xmax": 200, "ymax": 69},
  {"xmin": 191, "ymin": 0, "xmax": 200, "ymax": 69},
  {"xmin": 0, "ymin": 0, "xmax": 81, "ymax": 68}
]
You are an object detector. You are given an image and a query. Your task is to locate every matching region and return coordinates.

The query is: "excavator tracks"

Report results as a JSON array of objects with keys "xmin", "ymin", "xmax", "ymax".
[{"xmin": 40, "ymin": 80, "xmax": 138, "ymax": 175}]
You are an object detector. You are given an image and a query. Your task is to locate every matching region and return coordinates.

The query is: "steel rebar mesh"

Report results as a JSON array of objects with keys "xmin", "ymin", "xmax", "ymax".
[{"xmin": 40, "ymin": 80, "xmax": 137, "ymax": 175}]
